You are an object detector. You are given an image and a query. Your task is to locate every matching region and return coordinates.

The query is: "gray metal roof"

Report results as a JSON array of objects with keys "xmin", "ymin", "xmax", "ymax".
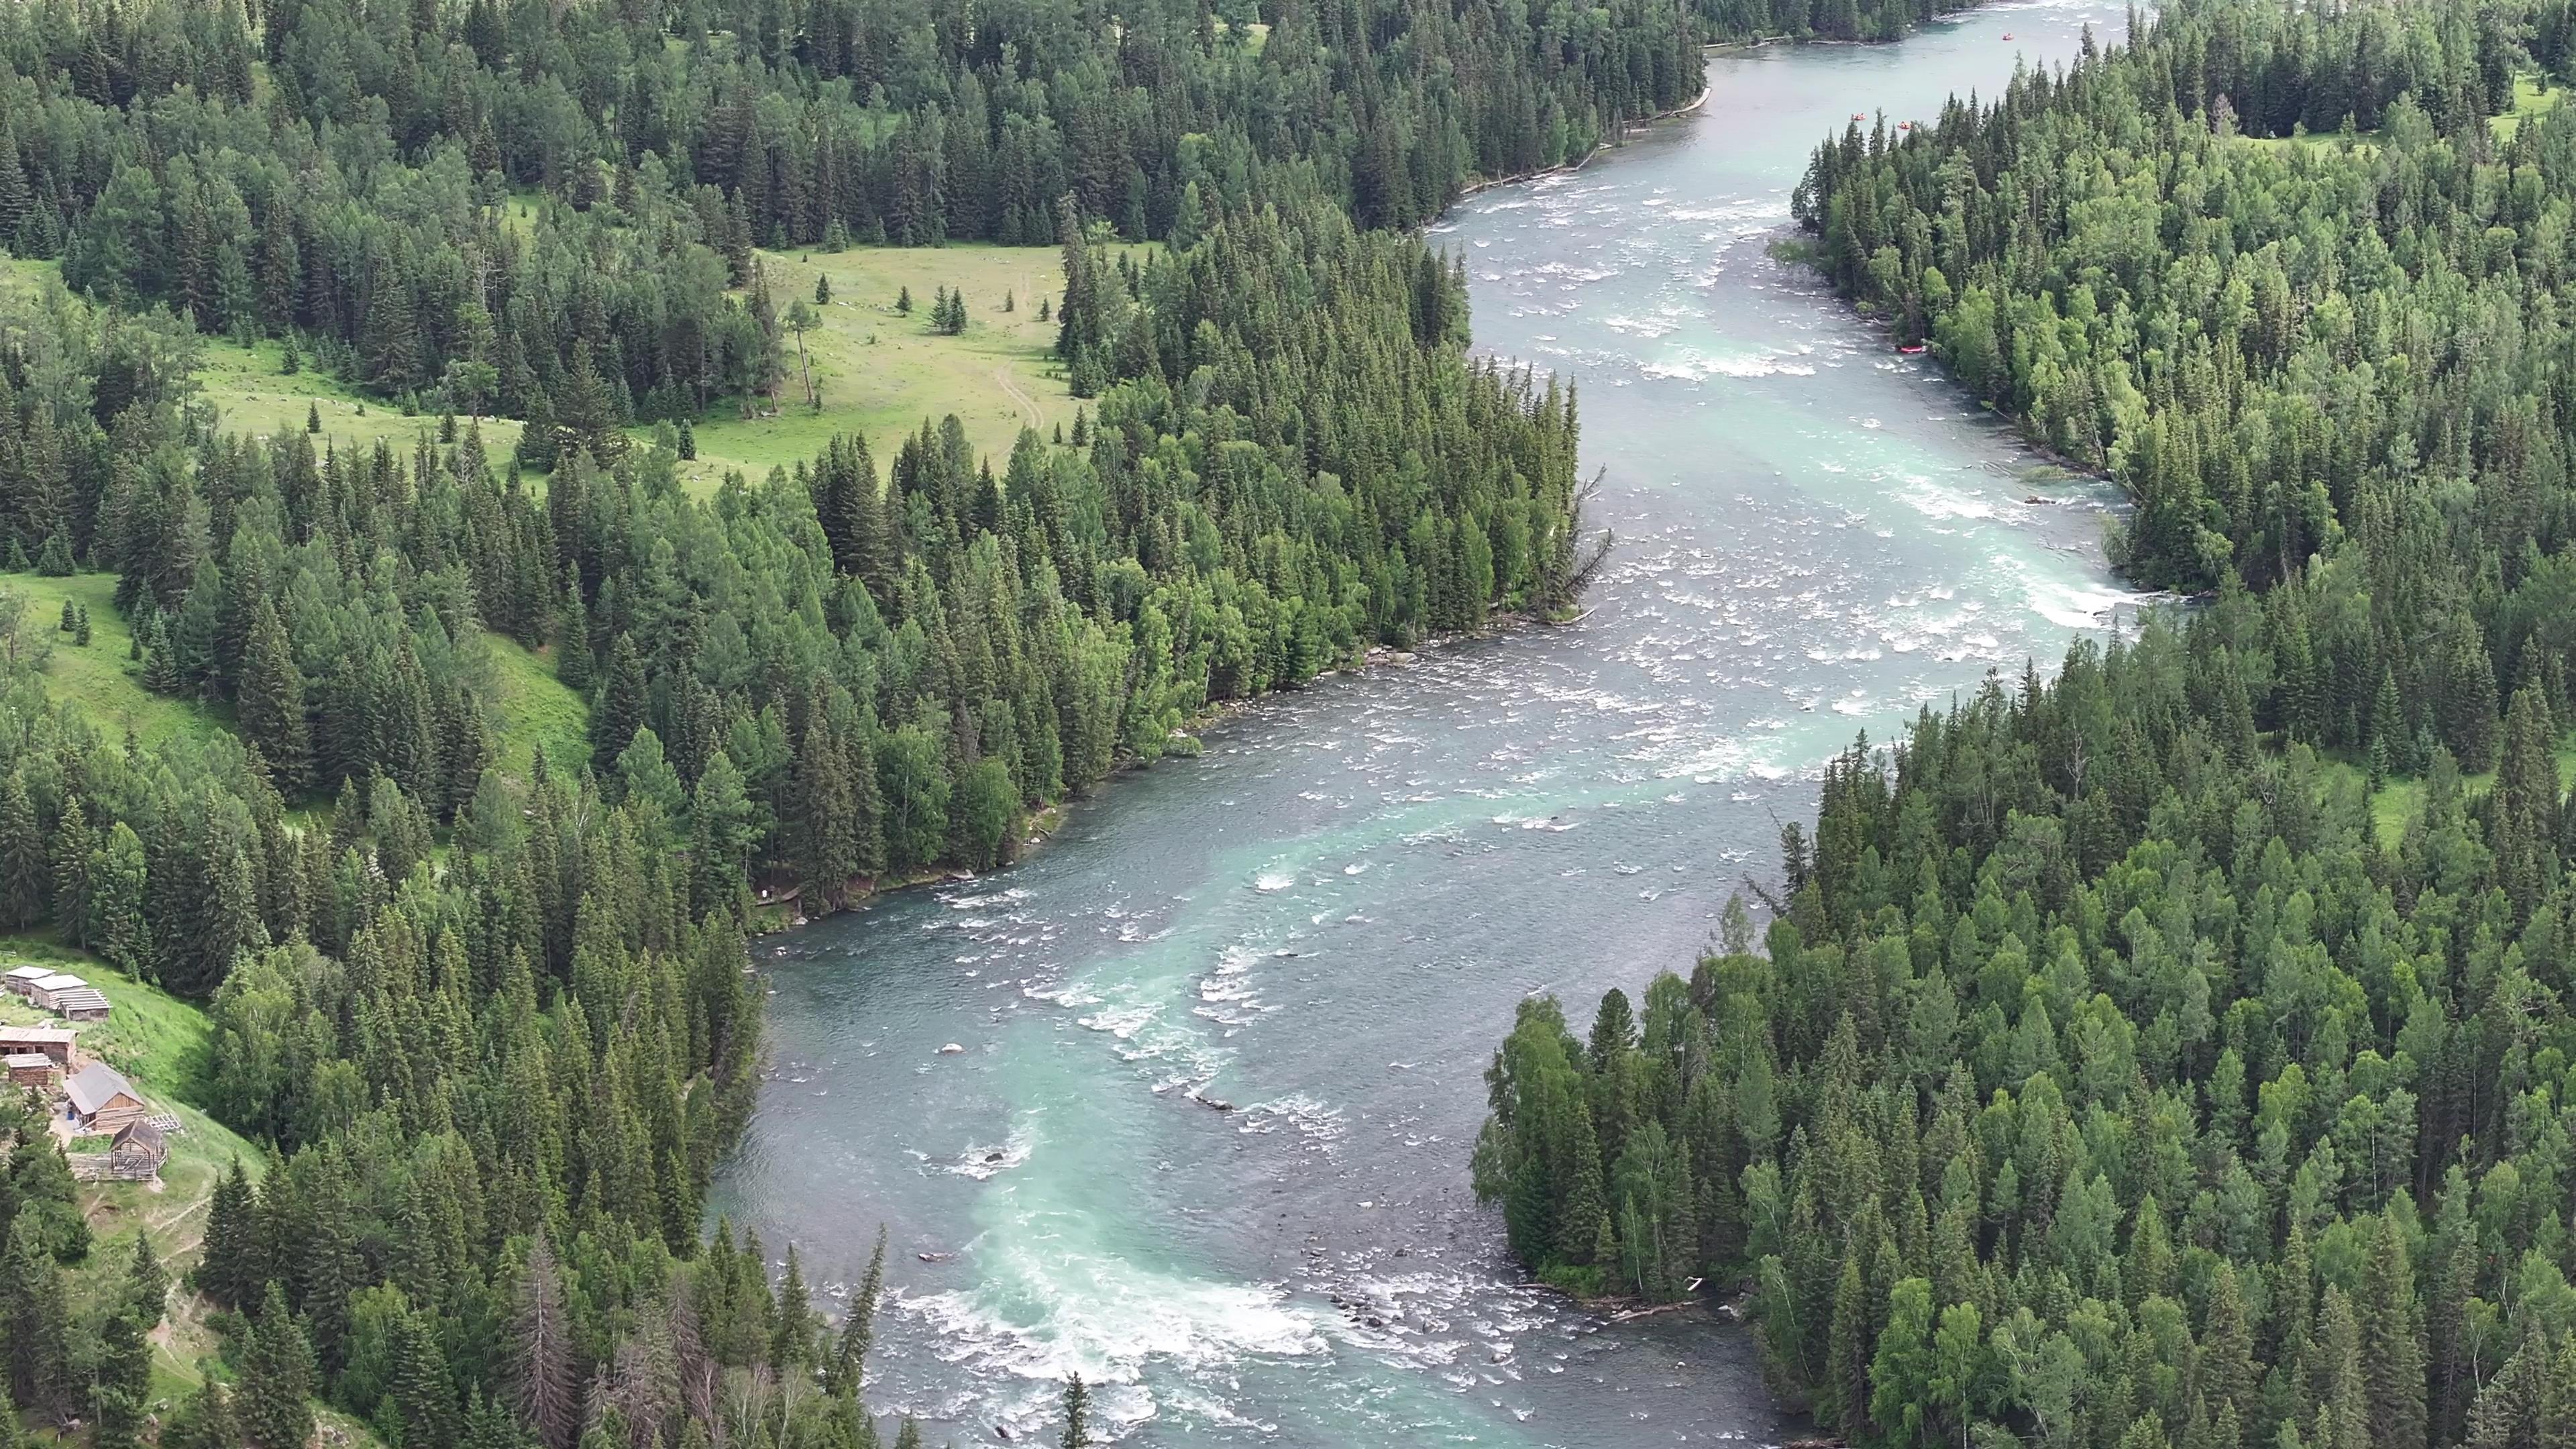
[{"xmin": 65, "ymin": 1063, "xmax": 137, "ymax": 1116}]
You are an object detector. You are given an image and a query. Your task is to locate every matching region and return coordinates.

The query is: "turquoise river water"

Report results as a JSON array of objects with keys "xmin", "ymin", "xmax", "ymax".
[{"xmin": 708, "ymin": 3, "xmax": 2143, "ymax": 1442}]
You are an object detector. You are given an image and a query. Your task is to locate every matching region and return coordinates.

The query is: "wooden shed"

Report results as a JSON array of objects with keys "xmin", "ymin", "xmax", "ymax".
[
  {"xmin": 27, "ymin": 973, "xmax": 87, "ymax": 1012},
  {"xmin": 49, "ymin": 987, "xmax": 109, "ymax": 1022},
  {"xmin": 107, "ymin": 1120, "xmax": 166, "ymax": 1177},
  {"xmin": 64, "ymin": 1063, "xmax": 146, "ymax": 1131},
  {"xmin": 1, "ymin": 965, "xmax": 49, "ymax": 999},
  {"xmin": 3, "ymin": 1054, "xmax": 53, "ymax": 1089},
  {"xmin": 0, "ymin": 1026, "xmax": 76, "ymax": 1068}
]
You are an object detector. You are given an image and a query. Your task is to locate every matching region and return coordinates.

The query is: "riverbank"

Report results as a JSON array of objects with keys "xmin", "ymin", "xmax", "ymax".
[
  {"xmin": 1450, "ymin": 81, "xmax": 1713, "ymax": 203},
  {"xmin": 712, "ymin": 8, "xmax": 2137, "ymax": 1440},
  {"xmin": 746, "ymin": 610, "xmax": 1578, "ymax": 934}
]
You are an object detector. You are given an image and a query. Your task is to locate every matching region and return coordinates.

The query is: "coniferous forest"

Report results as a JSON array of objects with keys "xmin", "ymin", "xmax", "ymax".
[
  {"xmin": 0, "ymin": 0, "xmax": 1746, "ymax": 1442},
  {"xmin": 1479, "ymin": 3, "xmax": 2576, "ymax": 1449}
]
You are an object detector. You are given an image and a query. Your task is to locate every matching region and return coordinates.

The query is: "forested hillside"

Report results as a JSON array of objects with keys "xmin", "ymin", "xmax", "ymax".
[
  {"xmin": 0, "ymin": 0, "xmax": 1707, "ymax": 1442},
  {"xmin": 1693, "ymin": 0, "xmax": 1985, "ymax": 45},
  {"xmin": 1481, "ymin": 3, "xmax": 2576, "ymax": 1449},
  {"xmin": 0, "ymin": 0, "xmax": 1701, "ymax": 441}
]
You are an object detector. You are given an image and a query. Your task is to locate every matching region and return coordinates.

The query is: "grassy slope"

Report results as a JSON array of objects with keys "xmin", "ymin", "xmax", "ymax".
[
  {"xmin": 480, "ymin": 633, "xmax": 590, "ymax": 780},
  {"xmin": 2319, "ymin": 738, "xmax": 2576, "ymax": 847},
  {"xmin": 2239, "ymin": 71, "xmax": 2565, "ymax": 153},
  {"xmin": 662, "ymin": 243, "xmax": 1113, "ymax": 494},
  {"xmin": 0, "ymin": 934, "xmax": 262, "ymax": 1413},
  {"xmin": 0, "ymin": 572, "xmax": 584, "ymax": 792},
  {"xmin": 15, "ymin": 225, "xmax": 1106, "ymax": 502},
  {"xmin": 2491, "ymin": 72, "xmax": 2566, "ymax": 143},
  {"xmin": 0, "ymin": 572, "xmax": 226, "ymax": 749},
  {"xmin": 196, "ymin": 334, "xmax": 529, "ymax": 465}
]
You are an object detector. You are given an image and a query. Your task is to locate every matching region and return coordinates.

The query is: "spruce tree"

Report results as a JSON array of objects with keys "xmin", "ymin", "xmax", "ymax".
[
  {"xmin": 239, "ymin": 598, "xmax": 312, "ymax": 795},
  {"xmin": 1061, "ymin": 1375, "xmax": 1091, "ymax": 1449},
  {"xmin": 238, "ymin": 1282, "xmax": 317, "ymax": 1449},
  {"xmin": 590, "ymin": 633, "xmax": 648, "ymax": 775},
  {"xmin": 196, "ymin": 1159, "xmax": 259, "ymax": 1311},
  {"xmin": 507, "ymin": 1228, "xmax": 576, "ymax": 1449},
  {"xmin": 0, "ymin": 773, "xmax": 44, "ymax": 929}
]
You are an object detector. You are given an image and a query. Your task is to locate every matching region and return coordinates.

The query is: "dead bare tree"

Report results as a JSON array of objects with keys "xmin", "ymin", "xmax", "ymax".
[
  {"xmin": 508, "ymin": 1226, "xmax": 580, "ymax": 1449},
  {"xmin": 1535, "ymin": 468, "xmax": 1615, "ymax": 619}
]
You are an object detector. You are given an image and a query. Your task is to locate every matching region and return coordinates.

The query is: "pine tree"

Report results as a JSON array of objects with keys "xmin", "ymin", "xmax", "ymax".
[
  {"xmin": 140, "ymin": 612, "xmax": 178, "ymax": 694},
  {"xmin": 195, "ymin": 1159, "xmax": 259, "ymax": 1311},
  {"xmin": 48, "ymin": 798, "xmax": 88, "ymax": 946},
  {"xmin": 0, "ymin": 1218, "xmax": 64, "ymax": 1417},
  {"xmin": 1061, "ymin": 1374, "xmax": 1092, "ymax": 1448},
  {"xmin": 239, "ymin": 1282, "xmax": 316, "ymax": 1449},
  {"xmin": 771, "ymin": 1244, "xmax": 813, "ymax": 1374},
  {"xmin": 2361, "ymin": 1214, "xmax": 2428, "ymax": 1449},
  {"xmin": 392, "ymin": 1308, "xmax": 457, "ymax": 1449},
  {"xmin": 90, "ymin": 1244, "xmax": 156, "ymax": 1449},
  {"xmin": 591, "ymin": 633, "xmax": 648, "ymax": 775},
  {"xmin": 239, "ymin": 598, "xmax": 312, "ymax": 795},
  {"xmin": 827, "ymin": 1226, "xmax": 887, "ymax": 1398},
  {"xmin": 0, "ymin": 774, "xmax": 43, "ymax": 929},
  {"xmin": 507, "ymin": 1227, "xmax": 576, "ymax": 1449}
]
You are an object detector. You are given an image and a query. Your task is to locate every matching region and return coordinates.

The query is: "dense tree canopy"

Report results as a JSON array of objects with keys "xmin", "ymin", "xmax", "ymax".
[
  {"xmin": 0, "ymin": 0, "xmax": 1703, "ymax": 436},
  {"xmin": 0, "ymin": 0, "xmax": 1681, "ymax": 1438},
  {"xmin": 1487, "ymin": 7, "xmax": 2576, "ymax": 1449}
]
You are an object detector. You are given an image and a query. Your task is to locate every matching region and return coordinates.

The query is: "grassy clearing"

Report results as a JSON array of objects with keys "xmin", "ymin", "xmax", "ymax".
[
  {"xmin": 0, "ymin": 256, "xmax": 514, "ymax": 466},
  {"xmin": 659, "ymin": 243, "xmax": 1128, "ymax": 494},
  {"xmin": 479, "ymin": 631, "xmax": 590, "ymax": 781},
  {"xmin": 0, "ymin": 572, "xmax": 225, "ymax": 749},
  {"xmin": 0, "ymin": 934, "xmax": 265, "ymax": 1412},
  {"xmin": 195, "ymin": 333, "xmax": 529, "ymax": 464},
  {"xmin": 2493, "ymin": 73, "xmax": 2567, "ymax": 143},
  {"xmin": 2241, "ymin": 73, "xmax": 2563, "ymax": 153},
  {"xmin": 2320, "ymin": 737, "xmax": 2576, "ymax": 847}
]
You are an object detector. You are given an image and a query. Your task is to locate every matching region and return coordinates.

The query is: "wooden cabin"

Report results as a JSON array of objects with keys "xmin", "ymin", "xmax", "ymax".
[
  {"xmin": 0, "ymin": 1026, "xmax": 76, "ymax": 1068},
  {"xmin": 2, "ymin": 1053, "xmax": 53, "ymax": 1089},
  {"xmin": 1, "ymin": 965, "xmax": 49, "ymax": 999},
  {"xmin": 64, "ymin": 1063, "xmax": 145, "ymax": 1131},
  {"xmin": 49, "ymin": 987, "xmax": 109, "ymax": 1022},
  {"xmin": 107, "ymin": 1120, "xmax": 166, "ymax": 1178},
  {"xmin": 27, "ymin": 973, "xmax": 87, "ymax": 1012}
]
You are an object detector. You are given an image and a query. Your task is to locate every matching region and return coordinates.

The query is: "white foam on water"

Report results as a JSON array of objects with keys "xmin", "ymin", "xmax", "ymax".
[
  {"xmin": 949, "ymin": 1118, "xmax": 1036, "ymax": 1181},
  {"xmin": 1900, "ymin": 475, "xmax": 2000, "ymax": 520},
  {"xmin": 1252, "ymin": 869, "xmax": 1297, "ymax": 893},
  {"xmin": 1641, "ymin": 348, "xmax": 1818, "ymax": 382},
  {"xmin": 1236, "ymin": 1092, "xmax": 1346, "ymax": 1146},
  {"xmin": 1079, "ymin": 1002, "xmax": 1160, "ymax": 1040},
  {"xmin": 2019, "ymin": 562, "xmax": 2151, "ymax": 629},
  {"xmin": 907, "ymin": 1236, "xmax": 1327, "ymax": 1441}
]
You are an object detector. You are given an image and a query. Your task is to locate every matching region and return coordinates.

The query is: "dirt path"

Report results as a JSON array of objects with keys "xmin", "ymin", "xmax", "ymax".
[{"xmin": 994, "ymin": 366, "xmax": 1046, "ymax": 435}]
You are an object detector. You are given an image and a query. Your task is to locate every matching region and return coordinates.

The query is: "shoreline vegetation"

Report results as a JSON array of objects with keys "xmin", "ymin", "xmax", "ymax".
[
  {"xmin": 0, "ymin": 0, "xmax": 1718, "ymax": 1442},
  {"xmin": 1485, "ymin": 3, "xmax": 2576, "ymax": 1449}
]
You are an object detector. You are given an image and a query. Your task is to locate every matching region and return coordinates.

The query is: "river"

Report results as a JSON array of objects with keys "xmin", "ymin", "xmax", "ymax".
[{"xmin": 706, "ymin": 3, "xmax": 2139, "ymax": 1443}]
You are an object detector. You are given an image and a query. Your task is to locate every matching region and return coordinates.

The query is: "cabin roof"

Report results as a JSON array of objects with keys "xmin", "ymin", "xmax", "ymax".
[{"xmin": 65, "ymin": 1063, "xmax": 137, "ymax": 1116}]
